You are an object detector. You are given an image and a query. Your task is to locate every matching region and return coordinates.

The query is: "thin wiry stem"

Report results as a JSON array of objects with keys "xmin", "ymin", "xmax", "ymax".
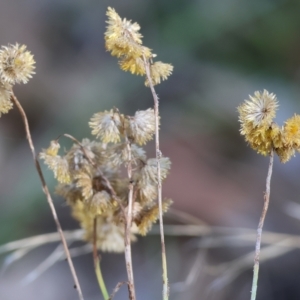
[
  {"xmin": 93, "ymin": 218, "xmax": 109, "ymax": 300},
  {"xmin": 124, "ymin": 137, "xmax": 136, "ymax": 300},
  {"xmin": 250, "ymin": 149, "xmax": 274, "ymax": 300},
  {"xmin": 143, "ymin": 56, "xmax": 169, "ymax": 300},
  {"xmin": 10, "ymin": 94, "xmax": 84, "ymax": 300},
  {"xmin": 109, "ymin": 282, "xmax": 128, "ymax": 300}
]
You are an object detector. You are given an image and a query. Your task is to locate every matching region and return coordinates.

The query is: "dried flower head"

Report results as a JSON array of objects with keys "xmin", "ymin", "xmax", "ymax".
[
  {"xmin": 283, "ymin": 114, "xmax": 300, "ymax": 149},
  {"xmin": 238, "ymin": 90, "xmax": 278, "ymax": 127},
  {"xmin": 44, "ymin": 140, "xmax": 60, "ymax": 156},
  {"xmin": 40, "ymin": 142, "xmax": 71, "ymax": 183},
  {"xmin": 140, "ymin": 157, "xmax": 171, "ymax": 184},
  {"xmin": 86, "ymin": 191, "xmax": 112, "ymax": 215},
  {"xmin": 237, "ymin": 90, "xmax": 300, "ymax": 163},
  {"xmin": 40, "ymin": 153, "xmax": 71, "ymax": 184},
  {"xmin": 105, "ymin": 7, "xmax": 173, "ymax": 85},
  {"xmin": 137, "ymin": 157, "xmax": 171, "ymax": 203},
  {"xmin": 135, "ymin": 199, "xmax": 173, "ymax": 235},
  {"xmin": 75, "ymin": 171, "xmax": 93, "ymax": 200},
  {"xmin": 127, "ymin": 109, "xmax": 156, "ymax": 145},
  {"xmin": 275, "ymin": 146, "xmax": 295, "ymax": 163},
  {"xmin": 145, "ymin": 61, "xmax": 174, "ymax": 86},
  {"xmin": 89, "ymin": 109, "xmax": 123, "ymax": 143},
  {"xmin": 119, "ymin": 56, "xmax": 146, "ymax": 75},
  {"xmin": 72, "ymin": 201, "xmax": 136, "ymax": 252},
  {"xmin": 105, "ymin": 7, "xmax": 146, "ymax": 58},
  {"xmin": 107, "ymin": 143, "xmax": 146, "ymax": 167},
  {"xmin": 0, "ymin": 82, "xmax": 13, "ymax": 116},
  {"xmin": 0, "ymin": 44, "xmax": 35, "ymax": 84}
]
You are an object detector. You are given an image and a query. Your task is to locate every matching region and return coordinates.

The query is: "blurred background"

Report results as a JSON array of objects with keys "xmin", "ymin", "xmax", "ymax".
[{"xmin": 1, "ymin": 0, "xmax": 300, "ymax": 299}]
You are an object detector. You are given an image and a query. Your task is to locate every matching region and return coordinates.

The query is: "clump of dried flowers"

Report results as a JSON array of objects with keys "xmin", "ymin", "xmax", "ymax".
[
  {"xmin": 40, "ymin": 109, "xmax": 172, "ymax": 253},
  {"xmin": 238, "ymin": 89, "xmax": 300, "ymax": 162},
  {"xmin": 0, "ymin": 7, "xmax": 174, "ymax": 300},
  {"xmin": 105, "ymin": 7, "xmax": 173, "ymax": 86}
]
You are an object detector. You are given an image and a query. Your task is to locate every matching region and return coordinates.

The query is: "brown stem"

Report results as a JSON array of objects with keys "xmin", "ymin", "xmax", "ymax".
[
  {"xmin": 143, "ymin": 56, "xmax": 169, "ymax": 300},
  {"xmin": 93, "ymin": 218, "xmax": 98, "ymax": 271},
  {"xmin": 250, "ymin": 149, "xmax": 274, "ymax": 300},
  {"xmin": 124, "ymin": 138, "xmax": 136, "ymax": 300},
  {"xmin": 108, "ymin": 281, "xmax": 129, "ymax": 300},
  {"xmin": 10, "ymin": 94, "xmax": 84, "ymax": 300}
]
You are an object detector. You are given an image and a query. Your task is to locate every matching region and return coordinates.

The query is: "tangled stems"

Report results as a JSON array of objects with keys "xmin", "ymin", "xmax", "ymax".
[
  {"xmin": 250, "ymin": 149, "xmax": 274, "ymax": 300},
  {"xmin": 10, "ymin": 93, "xmax": 84, "ymax": 300},
  {"xmin": 143, "ymin": 55, "xmax": 169, "ymax": 300}
]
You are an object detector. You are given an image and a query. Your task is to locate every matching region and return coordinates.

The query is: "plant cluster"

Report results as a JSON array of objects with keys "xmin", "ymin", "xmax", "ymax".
[
  {"xmin": 0, "ymin": 6, "xmax": 175, "ymax": 300},
  {"xmin": 238, "ymin": 89, "xmax": 300, "ymax": 162},
  {"xmin": 105, "ymin": 7, "xmax": 173, "ymax": 85},
  {"xmin": 40, "ymin": 109, "xmax": 172, "ymax": 252}
]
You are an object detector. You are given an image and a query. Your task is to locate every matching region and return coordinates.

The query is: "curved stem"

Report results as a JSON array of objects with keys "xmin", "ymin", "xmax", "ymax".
[
  {"xmin": 250, "ymin": 149, "xmax": 274, "ymax": 300},
  {"xmin": 10, "ymin": 94, "xmax": 84, "ymax": 300}
]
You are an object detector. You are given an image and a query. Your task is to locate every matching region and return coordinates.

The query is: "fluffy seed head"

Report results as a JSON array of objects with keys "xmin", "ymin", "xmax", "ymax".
[
  {"xmin": 0, "ymin": 44, "xmax": 35, "ymax": 84},
  {"xmin": 238, "ymin": 90, "xmax": 278, "ymax": 127},
  {"xmin": 89, "ymin": 109, "xmax": 123, "ymax": 143},
  {"xmin": 283, "ymin": 114, "xmax": 300, "ymax": 149},
  {"xmin": 127, "ymin": 109, "xmax": 156, "ymax": 145},
  {"xmin": 145, "ymin": 61, "xmax": 174, "ymax": 86}
]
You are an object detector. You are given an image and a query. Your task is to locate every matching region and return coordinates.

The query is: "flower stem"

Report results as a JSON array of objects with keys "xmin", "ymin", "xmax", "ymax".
[
  {"xmin": 124, "ymin": 138, "xmax": 136, "ymax": 300},
  {"xmin": 93, "ymin": 218, "xmax": 109, "ymax": 300},
  {"xmin": 10, "ymin": 93, "xmax": 84, "ymax": 300},
  {"xmin": 250, "ymin": 149, "xmax": 274, "ymax": 300},
  {"xmin": 143, "ymin": 56, "xmax": 169, "ymax": 300}
]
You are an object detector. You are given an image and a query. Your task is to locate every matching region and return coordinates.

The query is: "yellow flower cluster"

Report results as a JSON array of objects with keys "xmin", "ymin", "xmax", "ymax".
[
  {"xmin": 40, "ymin": 108, "xmax": 172, "ymax": 252},
  {"xmin": 0, "ymin": 43, "xmax": 35, "ymax": 116},
  {"xmin": 105, "ymin": 7, "xmax": 173, "ymax": 86},
  {"xmin": 238, "ymin": 90, "xmax": 300, "ymax": 162}
]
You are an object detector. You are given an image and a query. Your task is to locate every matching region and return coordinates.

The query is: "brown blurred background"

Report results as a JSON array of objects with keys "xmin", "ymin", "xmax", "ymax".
[{"xmin": 1, "ymin": 0, "xmax": 300, "ymax": 299}]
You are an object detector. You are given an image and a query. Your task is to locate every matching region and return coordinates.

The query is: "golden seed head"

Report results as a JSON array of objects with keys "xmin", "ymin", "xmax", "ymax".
[
  {"xmin": 238, "ymin": 90, "xmax": 278, "ymax": 127},
  {"xmin": 89, "ymin": 109, "xmax": 123, "ymax": 143},
  {"xmin": 283, "ymin": 114, "xmax": 300, "ymax": 149},
  {"xmin": 127, "ymin": 108, "xmax": 156, "ymax": 145},
  {"xmin": 0, "ymin": 44, "xmax": 35, "ymax": 84}
]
